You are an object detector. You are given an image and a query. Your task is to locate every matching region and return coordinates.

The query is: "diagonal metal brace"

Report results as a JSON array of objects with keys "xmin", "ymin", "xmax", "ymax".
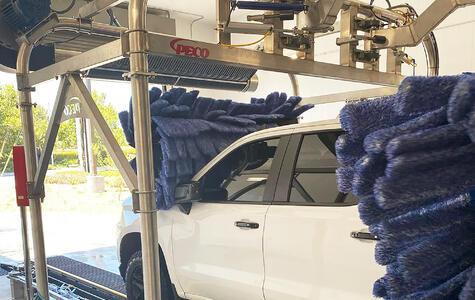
[
  {"xmin": 67, "ymin": 73, "xmax": 138, "ymax": 193},
  {"xmin": 32, "ymin": 76, "xmax": 70, "ymax": 197}
]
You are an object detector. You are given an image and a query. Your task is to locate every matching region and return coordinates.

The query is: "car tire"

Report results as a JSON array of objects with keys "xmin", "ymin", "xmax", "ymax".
[{"xmin": 125, "ymin": 250, "xmax": 182, "ymax": 300}]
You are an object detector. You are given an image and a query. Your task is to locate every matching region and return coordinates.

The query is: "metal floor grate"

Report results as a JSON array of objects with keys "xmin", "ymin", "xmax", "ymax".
[{"xmin": 47, "ymin": 256, "xmax": 126, "ymax": 294}]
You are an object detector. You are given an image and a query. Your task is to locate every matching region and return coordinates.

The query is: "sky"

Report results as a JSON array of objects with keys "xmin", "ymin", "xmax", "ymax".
[{"xmin": 0, "ymin": 71, "xmax": 132, "ymax": 114}]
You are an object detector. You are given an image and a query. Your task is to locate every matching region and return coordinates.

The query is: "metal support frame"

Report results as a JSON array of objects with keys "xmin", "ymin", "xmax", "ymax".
[
  {"xmin": 127, "ymin": 1, "xmax": 161, "ymax": 299},
  {"xmin": 16, "ymin": 57, "xmax": 143, "ymax": 300},
  {"xmin": 339, "ymin": 5, "xmax": 358, "ymax": 68},
  {"xmin": 17, "ymin": 42, "xmax": 50, "ymax": 299},
  {"xmin": 79, "ymin": 0, "xmax": 125, "ymax": 19},
  {"xmin": 216, "ymin": 0, "xmax": 232, "ymax": 44},
  {"xmin": 364, "ymin": 35, "xmax": 379, "ymax": 71},
  {"xmin": 14, "ymin": 1, "xmax": 473, "ymax": 299},
  {"xmin": 32, "ymin": 77, "xmax": 69, "ymax": 197},
  {"xmin": 386, "ymin": 48, "xmax": 402, "ymax": 75},
  {"xmin": 19, "ymin": 206, "xmax": 33, "ymax": 300},
  {"xmin": 24, "ymin": 31, "xmax": 405, "ymax": 87},
  {"xmin": 371, "ymin": 0, "xmax": 475, "ymax": 49},
  {"xmin": 68, "ymin": 73, "xmax": 138, "ymax": 191},
  {"xmin": 298, "ymin": 0, "xmax": 344, "ymax": 32},
  {"xmin": 301, "ymin": 86, "xmax": 398, "ymax": 105}
]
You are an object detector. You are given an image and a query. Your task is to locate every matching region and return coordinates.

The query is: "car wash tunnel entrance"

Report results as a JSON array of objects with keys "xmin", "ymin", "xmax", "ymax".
[{"xmin": 0, "ymin": 0, "xmax": 474, "ymax": 299}]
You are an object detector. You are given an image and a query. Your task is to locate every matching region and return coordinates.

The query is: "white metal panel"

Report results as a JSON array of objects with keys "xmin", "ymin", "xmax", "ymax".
[
  {"xmin": 263, "ymin": 205, "xmax": 385, "ymax": 300},
  {"xmin": 172, "ymin": 202, "xmax": 268, "ymax": 300}
]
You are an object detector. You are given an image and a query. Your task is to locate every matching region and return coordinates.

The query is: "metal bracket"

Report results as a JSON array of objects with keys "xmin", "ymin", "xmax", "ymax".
[
  {"xmin": 336, "ymin": 34, "xmax": 386, "ymax": 45},
  {"xmin": 27, "ymin": 182, "xmax": 45, "ymax": 200},
  {"xmin": 131, "ymin": 189, "xmax": 157, "ymax": 213},
  {"xmin": 17, "ymin": 103, "xmax": 38, "ymax": 108},
  {"xmin": 16, "ymin": 74, "xmax": 35, "ymax": 92},
  {"xmin": 120, "ymin": 29, "xmax": 150, "ymax": 56}
]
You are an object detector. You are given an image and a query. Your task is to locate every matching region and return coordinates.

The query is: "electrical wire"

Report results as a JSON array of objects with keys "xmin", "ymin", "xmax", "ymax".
[
  {"xmin": 106, "ymin": 8, "xmax": 121, "ymax": 27},
  {"xmin": 388, "ymin": 3, "xmax": 439, "ymax": 75},
  {"xmin": 225, "ymin": 1, "xmax": 237, "ymax": 29},
  {"xmin": 370, "ymin": 0, "xmax": 392, "ymax": 8},
  {"xmin": 51, "ymin": 0, "xmax": 76, "ymax": 14},
  {"xmin": 369, "ymin": 7, "xmax": 389, "ymax": 25},
  {"xmin": 35, "ymin": 18, "xmax": 88, "ymax": 47},
  {"xmin": 219, "ymin": 30, "xmax": 272, "ymax": 47}
]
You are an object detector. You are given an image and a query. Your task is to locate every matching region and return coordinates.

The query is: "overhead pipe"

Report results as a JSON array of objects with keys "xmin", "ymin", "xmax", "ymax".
[
  {"xmin": 16, "ymin": 42, "xmax": 50, "ymax": 299},
  {"xmin": 422, "ymin": 35, "xmax": 439, "ymax": 76},
  {"xmin": 127, "ymin": 1, "xmax": 161, "ymax": 300},
  {"xmin": 289, "ymin": 74, "xmax": 300, "ymax": 97}
]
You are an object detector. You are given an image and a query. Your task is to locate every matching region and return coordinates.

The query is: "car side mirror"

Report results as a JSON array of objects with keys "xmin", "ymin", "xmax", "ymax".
[{"xmin": 175, "ymin": 182, "xmax": 201, "ymax": 214}]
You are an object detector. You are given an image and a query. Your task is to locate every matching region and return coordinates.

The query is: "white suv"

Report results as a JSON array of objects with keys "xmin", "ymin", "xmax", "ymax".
[{"xmin": 117, "ymin": 120, "xmax": 384, "ymax": 300}]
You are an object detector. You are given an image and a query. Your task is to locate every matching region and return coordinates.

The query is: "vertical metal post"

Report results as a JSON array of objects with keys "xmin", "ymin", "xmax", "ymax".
[
  {"xmin": 16, "ymin": 43, "xmax": 49, "ymax": 299},
  {"xmin": 84, "ymin": 80, "xmax": 97, "ymax": 176},
  {"xmin": 288, "ymin": 74, "xmax": 300, "ymax": 97},
  {"xmin": 128, "ymin": 1, "xmax": 161, "ymax": 299},
  {"xmin": 296, "ymin": 13, "xmax": 315, "ymax": 61},
  {"xmin": 75, "ymin": 118, "xmax": 85, "ymax": 171},
  {"xmin": 387, "ymin": 48, "xmax": 402, "ymax": 74},
  {"xmin": 20, "ymin": 206, "xmax": 33, "ymax": 300},
  {"xmin": 263, "ymin": 2, "xmax": 283, "ymax": 56},
  {"xmin": 364, "ymin": 38, "xmax": 379, "ymax": 71},
  {"xmin": 216, "ymin": 0, "xmax": 231, "ymax": 44},
  {"xmin": 340, "ymin": 5, "xmax": 357, "ymax": 67}
]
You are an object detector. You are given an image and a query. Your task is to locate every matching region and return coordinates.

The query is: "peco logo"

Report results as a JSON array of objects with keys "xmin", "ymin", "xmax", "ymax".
[{"xmin": 170, "ymin": 38, "xmax": 210, "ymax": 58}]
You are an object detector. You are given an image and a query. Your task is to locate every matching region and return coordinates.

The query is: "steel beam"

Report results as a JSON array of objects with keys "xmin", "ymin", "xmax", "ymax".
[
  {"xmin": 27, "ymin": 39, "xmax": 123, "ymax": 87},
  {"xmin": 216, "ymin": 0, "xmax": 231, "ymax": 44},
  {"xmin": 19, "ymin": 206, "xmax": 33, "ymax": 300},
  {"xmin": 301, "ymin": 86, "xmax": 398, "ymax": 105},
  {"xmin": 68, "ymin": 74, "xmax": 138, "ymax": 191},
  {"xmin": 25, "ymin": 26, "xmax": 404, "ymax": 89},
  {"xmin": 339, "ymin": 5, "xmax": 358, "ymax": 68},
  {"xmin": 33, "ymin": 77, "xmax": 69, "ymax": 195},
  {"xmin": 128, "ymin": 1, "xmax": 161, "ymax": 299},
  {"xmin": 16, "ymin": 43, "xmax": 49, "ymax": 299},
  {"xmin": 147, "ymin": 33, "xmax": 405, "ymax": 86}
]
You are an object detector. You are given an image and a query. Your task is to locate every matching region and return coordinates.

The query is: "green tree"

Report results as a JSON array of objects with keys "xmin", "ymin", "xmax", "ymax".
[
  {"xmin": 0, "ymin": 84, "xmax": 48, "ymax": 172},
  {"xmin": 56, "ymin": 119, "xmax": 78, "ymax": 150},
  {"xmin": 91, "ymin": 91, "xmax": 130, "ymax": 167},
  {"xmin": 0, "ymin": 84, "xmax": 130, "ymax": 172}
]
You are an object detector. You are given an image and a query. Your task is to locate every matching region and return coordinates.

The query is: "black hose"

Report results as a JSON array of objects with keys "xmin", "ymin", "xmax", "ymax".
[{"xmin": 370, "ymin": 0, "xmax": 392, "ymax": 8}]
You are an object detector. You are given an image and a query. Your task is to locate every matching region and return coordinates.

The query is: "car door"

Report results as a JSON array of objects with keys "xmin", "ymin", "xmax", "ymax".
[
  {"xmin": 172, "ymin": 136, "xmax": 290, "ymax": 300},
  {"xmin": 263, "ymin": 131, "xmax": 385, "ymax": 300}
]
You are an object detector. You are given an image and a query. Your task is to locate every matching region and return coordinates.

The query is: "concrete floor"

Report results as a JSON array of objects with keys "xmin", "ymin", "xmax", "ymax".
[{"xmin": 0, "ymin": 211, "xmax": 121, "ymax": 299}]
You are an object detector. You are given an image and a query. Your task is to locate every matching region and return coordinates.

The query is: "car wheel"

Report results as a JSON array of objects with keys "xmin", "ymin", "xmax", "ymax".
[{"xmin": 125, "ymin": 250, "xmax": 180, "ymax": 300}]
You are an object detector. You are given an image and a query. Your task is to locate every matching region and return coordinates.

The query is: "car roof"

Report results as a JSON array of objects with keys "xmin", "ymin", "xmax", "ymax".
[{"xmin": 192, "ymin": 119, "xmax": 342, "ymax": 181}]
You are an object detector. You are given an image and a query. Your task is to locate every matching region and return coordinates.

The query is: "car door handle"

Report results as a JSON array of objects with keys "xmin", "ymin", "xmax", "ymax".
[
  {"xmin": 351, "ymin": 231, "xmax": 379, "ymax": 241},
  {"xmin": 235, "ymin": 221, "xmax": 259, "ymax": 229}
]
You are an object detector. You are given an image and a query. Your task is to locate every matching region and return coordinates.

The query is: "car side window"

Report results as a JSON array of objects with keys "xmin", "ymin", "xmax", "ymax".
[
  {"xmin": 288, "ymin": 133, "xmax": 357, "ymax": 205},
  {"xmin": 201, "ymin": 138, "xmax": 280, "ymax": 203}
]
